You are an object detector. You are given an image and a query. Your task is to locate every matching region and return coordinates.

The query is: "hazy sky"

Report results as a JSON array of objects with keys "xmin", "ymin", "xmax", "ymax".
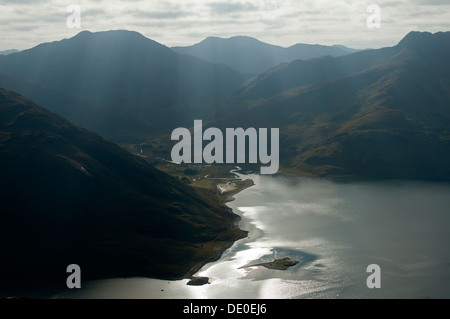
[{"xmin": 1, "ymin": 0, "xmax": 449, "ymax": 51}]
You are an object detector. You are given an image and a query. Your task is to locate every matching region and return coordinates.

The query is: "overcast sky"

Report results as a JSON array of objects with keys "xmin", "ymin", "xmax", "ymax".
[{"xmin": 1, "ymin": 0, "xmax": 449, "ymax": 51}]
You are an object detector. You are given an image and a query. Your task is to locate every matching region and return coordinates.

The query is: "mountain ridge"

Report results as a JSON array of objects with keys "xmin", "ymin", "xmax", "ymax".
[
  {"xmin": 172, "ymin": 35, "xmax": 361, "ymax": 75},
  {"xmin": 1, "ymin": 30, "xmax": 449, "ymax": 181},
  {"xmin": 0, "ymin": 49, "xmax": 19, "ymax": 55},
  {"xmin": 206, "ymin": 31, "xmax": 450, "ymax": 180},
  {"xmin": 0, "ymin": 30, "xmax": 247, "ymax": 137}
]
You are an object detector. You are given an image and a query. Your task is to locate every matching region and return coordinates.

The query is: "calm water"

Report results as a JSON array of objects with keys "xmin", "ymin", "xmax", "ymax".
[{"xmin": 58, "ymin": 174, "xmax": 450, "ymax": 299}]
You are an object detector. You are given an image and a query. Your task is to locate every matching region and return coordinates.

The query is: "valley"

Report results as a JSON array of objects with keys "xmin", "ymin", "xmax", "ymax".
[{"xmin": 1, "ymin": 29, "xmax": 450, "ymax": 297}]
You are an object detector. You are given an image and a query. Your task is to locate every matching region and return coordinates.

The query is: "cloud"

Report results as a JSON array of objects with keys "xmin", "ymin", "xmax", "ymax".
[
  {"xmin": 0, "ymin": 0, "xmax": 449, "ymax": 51},
  {"xmin": 0, "ymin": 0, "xmax": 48, "ymax": 4},
  {"xmin": 411, "ymin": 0, "xmax": 450, "ymax": 5},
  {"xmin": 207, "ymin": 1, "xmax": 259, "ymax": 14}
]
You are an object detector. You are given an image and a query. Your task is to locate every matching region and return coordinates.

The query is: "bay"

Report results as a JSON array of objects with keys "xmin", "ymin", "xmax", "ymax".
[{"xmin": 57, "ymin": 174, "xmax": 450, "ymax": 299}]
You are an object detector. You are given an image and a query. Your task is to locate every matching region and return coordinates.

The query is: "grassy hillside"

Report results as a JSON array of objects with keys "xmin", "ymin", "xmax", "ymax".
[{"xmin": 207, "ymin": 32, "xmax": 450, "ymax": 180}]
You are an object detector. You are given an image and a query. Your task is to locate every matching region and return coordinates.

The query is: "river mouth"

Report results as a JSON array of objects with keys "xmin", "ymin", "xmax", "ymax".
[{"xmin": 57, "ymin": 174, "xmax": 450, "ymax": 299}]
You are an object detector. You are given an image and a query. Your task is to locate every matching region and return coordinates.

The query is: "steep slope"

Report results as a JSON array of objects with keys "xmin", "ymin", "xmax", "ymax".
[
  {"xmin": 236, "ymin": 45, "xmax": 400, "ymax": 100},
  {"xmin": 0, "ymin": 88, "xmax": 245, "ymax": 292},
  {"xmin": 173, "ymin": 36, "xmax": 359, "ymax": 75},
  {"xmin": 208, "ymin": 32, "xmax": 450, "ymax": 180},
  {"xmin": 0, "ymin": 31, "xmax": 246, "ymax": 137},
  {"xmin": 0, "ymin": 73, "xmax": 148, "ymax": 136}
]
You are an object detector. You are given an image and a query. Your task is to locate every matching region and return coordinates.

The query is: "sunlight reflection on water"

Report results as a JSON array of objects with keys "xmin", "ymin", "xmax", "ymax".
[{"xmin": 57, "ymin": 174, "xmax": 450, "ymax": 299}]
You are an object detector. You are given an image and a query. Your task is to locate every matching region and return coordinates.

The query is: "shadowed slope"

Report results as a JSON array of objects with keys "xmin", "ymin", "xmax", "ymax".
[{"xmin": 0, "ymin": 88, "xmax": 245, "ymax": 292}]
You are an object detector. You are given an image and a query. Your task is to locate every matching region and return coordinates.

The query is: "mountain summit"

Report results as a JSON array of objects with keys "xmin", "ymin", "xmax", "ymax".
[
  {"xmin": 0, "ymin": 30, "xmax": 246, "ymax": 137},
  {"xmin": 172, "ymin": 36, "xmax": 359, "ymax": 75}
]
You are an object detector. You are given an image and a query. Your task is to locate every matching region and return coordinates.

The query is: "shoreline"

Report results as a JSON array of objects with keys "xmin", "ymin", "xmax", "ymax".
[
  {"xmin": 218, "ymin": 179, "xmax": 255, "ymax": 205},
  {"xmin": 185, "ymin": 174, "xmax": 255, "ymax": 284}
]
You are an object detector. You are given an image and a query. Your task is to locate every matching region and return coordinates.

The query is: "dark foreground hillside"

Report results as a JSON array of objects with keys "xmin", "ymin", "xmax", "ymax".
[{"xmin": 0, "ymin": 88, "xmax": 245, "ymax": 294}]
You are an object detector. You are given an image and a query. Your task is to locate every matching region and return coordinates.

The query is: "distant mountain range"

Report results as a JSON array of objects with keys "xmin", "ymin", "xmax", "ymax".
[
  {"xmin": 1, "ymin": 30, "xmax": 449, "ymax": 181},
  {"xmin": 0, "ymin": 88, "xmax": 245, "ymax": 290},
  {"xmin": 0, "ymin": 30, "xmax": 246, "ymax": 137},
  {"xmin": 0, "ymin": 32, "xmax": 360, "ymax": 138},
  {"xmin": 0, "ymin": 49, "xmax": 19, "ymax": 55},
  {"xmin": 172, "ymin": 36, "xmax": 360, "ymax": 75},
  {"xmin": 209, "ymin": 31, "xmax": 450, "ymax": 180}
]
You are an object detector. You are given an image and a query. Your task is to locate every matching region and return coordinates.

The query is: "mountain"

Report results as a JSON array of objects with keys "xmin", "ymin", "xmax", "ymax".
[
  {"xmin": 0, "ymin": 49, "xmax": 19, "ymax": 55},
  {"xmin": 0, "ymin": 31, "xmax": 246, "ymax": 137},
  {"xmin": 0, "ymin": 88, "xmax": 245, "ymax": 292},
  {"xmin": 236, "ymin": 45, "xmax": 401, "ymax": 100},
  {"xmin": 208, "ymin": 31, "xmax": 450, "ymax": 181},
  {"xmin": 172, "ymin": 36, "xmax": 360, "ymax": 75},
  {"xmin": 332, "ymin": 45, "xmax": 362, "ymax": 53}
]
